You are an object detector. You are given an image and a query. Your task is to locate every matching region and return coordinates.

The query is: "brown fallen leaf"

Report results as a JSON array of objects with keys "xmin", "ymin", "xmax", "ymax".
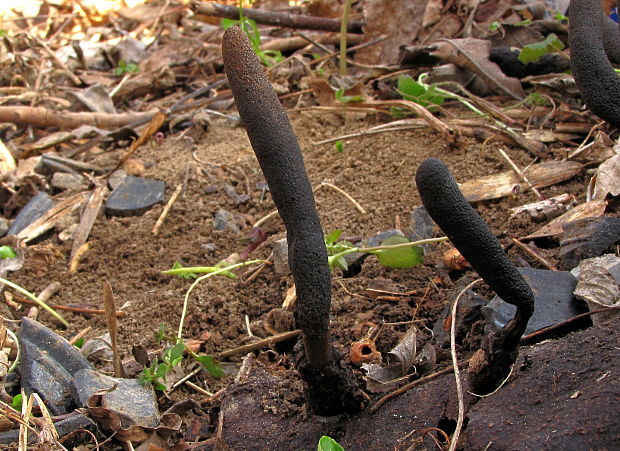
[
  {"xmin": 460, "ymin": 161, "xmax": 583, "ymax": 202},
  {"xmin": 593, "ymin": 154, "xmax": 620, "ymax": 200},
  {"xmin": 522, "ymin": 200, "xmax": 607, "ymax": 240},
  {"xmin": 430, "ymin": 38, "xmax": 525, "ymax": 99}
]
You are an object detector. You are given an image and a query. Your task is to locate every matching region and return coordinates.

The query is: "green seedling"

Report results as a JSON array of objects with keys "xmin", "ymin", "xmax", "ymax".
[
  {"xmin": 554, "ymin": 11, "xmax": 568, "ymax": 23},
  {"xmin": 396, "ymin": 74, "xmax": 446, "ymax": 109},
  {"xmin": 114, "ymin": 60, "xmax": 140, "ymax": 76},
  {"xmin": 73, "ymin": 338, "xmax": 85, "ymax": 349},
  {"xmin": 335, "ymin": 88, "xmax": 364, "ymax": 104},
  {"xmin": 139, "ymin": 335, "xmax": 224, "ymax": 392},
  {"xmin": 324, "ymin": 230, "xmax": 446, "ymax": 271},
  {"xmin": 11, "ymin": 394, "xmax": 22, "ymax": 410},
  {"xmin": 318, "ymin": 436, "xmax": 345, "ymax": 451},
  {"xmin": 0, "ymin": 246, "xmax": 16, "ymax": 259},
  {"xmin": 221, "ymin": 1, "xmax": 283, "ymax": 67},
  {"xmin": 525, "ymin": 92, "xmax": 550, "ymax": 106},
  {"xmin": 489, "ymin": 18, "xmax": 532, "ymax": 31},
  {"xmin": 334, "ymin": 140, "xmax": 344, "ymax": 153},
  {"xmin": 518, "ymin": 33, "xmax": 564, "ymax": 64},
  {"xmin": 164, "ymin": 262, "xmax": 237, "ymax": 279}
]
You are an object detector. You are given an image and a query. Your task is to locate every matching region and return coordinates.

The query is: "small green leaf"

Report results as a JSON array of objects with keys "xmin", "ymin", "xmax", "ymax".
[
  {"xmin": 153, "ymin": 381, "xmax": 167, "ymax": 391},
  {"xmin": 168, "ymin": 342, "xmax": 186, "ymax": 361},
  {"xmin": 221, "ymin": 18, "xmax": 238, "ymax": 30},
  {"xmin": 0, "ymin": 246, "xmax": 16, "ymax": 259},
  {"xmin": 11, "ymin": 394, "xmax": 22, "ymax": 410},
  {"xmin": 170, "ymin": 261, "xmax": 198, "ymax": 279},
  {"xmin": 518, "ymin": 33, "xmax": 565, "ymax": 64},
  {"xmin": 325, "ymin": 230, "xmax": 343, "ymax": 245},
  {"xmin": 396, "ymin": 75, "xmax": 445, "ymax": 108},
  {"xmin": 335, "ymin": 140, "xmax": 344, "ymax": 153},
  {"xmin": 73, "ymin": 338, "xmax": 85, "ymax": 349},
  {"xmin": 195, "ymin": 354, "xmax": 225, "ymax": 378},
  {"xmin": 373, "ymin": 236, "xmax": 423, "ymax": 269},
  {"xmin": 318, "ymin": 436, "xmax": 345, "ymax": 451},
  {"xmin": 335, "ymin": 88, "xmax": 364, "ymax": 104}
]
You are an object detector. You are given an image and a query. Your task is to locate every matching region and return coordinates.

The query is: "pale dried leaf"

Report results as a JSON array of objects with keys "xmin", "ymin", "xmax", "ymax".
[
  {"xmin": 574, "ymin": 256, "xmax": 620, "ymax": 324},
  {"xmin": 430, "ymin": 38, "xmax": 524, "ymax": 99},
  {"xmin": 593, "ymin": 154, "xmax": 620, "ymax": 200},
  {"xmin": 460, "ymin": 161, "xmax": 583, "ymax": 202},
  {"xmin": 523, "ymin": 200, "xmax": 607, "ymax": 239}
]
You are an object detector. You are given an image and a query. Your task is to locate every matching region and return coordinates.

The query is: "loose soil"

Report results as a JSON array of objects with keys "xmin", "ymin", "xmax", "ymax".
[{"xmin": 5, "ymin": 108, "xmax": 607, "ymax": 448}]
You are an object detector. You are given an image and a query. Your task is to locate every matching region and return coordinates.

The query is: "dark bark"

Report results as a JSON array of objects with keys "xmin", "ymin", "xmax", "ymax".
[{"xmin": 193, "ymin": 1, "xmax": 364, "ymax": 33}]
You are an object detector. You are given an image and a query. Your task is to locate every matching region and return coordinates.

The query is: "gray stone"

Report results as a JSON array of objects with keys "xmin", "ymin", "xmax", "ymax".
[
  {"xmin": 7, "ymin": 192, "xmax": 55, "ymax": 236},
  {"xmin": 366, "ymin": 229, "xmax": 405, "ymax": 247},
  {"xmin": 51, "ymin": 172, "xmax": 87, "ymax": 191},
  {"xmin": 272, "ymin": 238, "xmax": 290, "ymax": 274},
  {"xmin": 73, "ymin": 369, "xmax": 159, "ymax": 428},
  {"xmin": 108, "ymin": 169, "xmax": 127, "ymax": 190},
  {"xmin": 483, "ymin": 267, "xmax": 588, "ymax": 335},
  {"xmin": 17, "ymin": 318, "xmax": 93, "ymax": 415},
  {"xmin": 0, "ymin": 218, "xmax": 9, "ymax": 237},
  {"xmin": 214, "ymin": 208, "xmax": 239, "ymax": 233},
  {"xmin": 105, "ymin": 176, "xmax": 165, "ymax": 216},
  {"xmin": 407, "ymin": 206, "xmax": 434, "ymax": 252},
  {"xmin": 560, "ymin": 217, "xmax": 620, "ymax": 270}
]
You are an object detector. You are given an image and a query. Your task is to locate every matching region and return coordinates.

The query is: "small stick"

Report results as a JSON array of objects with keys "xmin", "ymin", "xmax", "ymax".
[
  {"xmin": 34, "ymin": 37, "xmax": 82, "ymax": 86},
  {"xmin": 219, "ymin": 330, "xmax": 301, "ymax": 358},
  {"xmin": 511, "ymin": 238, "xmax": 557, "ymax": 271},
  {"xmin": 520, "ymin": 305, "xmax": 620, "ymax": 343},
  {"xmin": 103, "ymin": 281, "xmax": 124, "ymax": 378},
  {"xmin": 68, "ymin": 326, "xmax": 92, "ymax": 346},
  {"xmin": 253, "ymin": 210, "xmax": 278, "ymax": 229},
  {"xmin": 498, "ymin": 148, "xmax": 543, "ymax": 199},
  {"xmin": 449, "ymin": 279, "xmax": 483, "ymax": 451},
  {"xmin": 152, "ymin": 183, "xmax": 183, "ymax": 236},
  {"xmin": 12, "ymin": 297, "xmax": 126, "ymax": 317},
  {"xmin": 316, "ymin": 182, "xmax": 366, "ymax": 214},
  {"xmin": 185, "ymin": 380, "xmax": 212, "ymax": 397},
  {"xmin": 369, "ymin": 361, "xmax": 468, "ymax": 412}
]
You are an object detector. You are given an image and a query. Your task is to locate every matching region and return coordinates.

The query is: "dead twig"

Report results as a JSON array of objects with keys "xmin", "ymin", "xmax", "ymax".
[
  {"xmin": 449, "ymin": 279, "xmax": 483, "ymax": 451},
  {"xmin": 369, "ymin": 361, "xmax": 468, "ymax": 413},
  {"xmin": 152, "ymin": 183, "xmax": 183, "ymax": 236},
  {"xmin": 219, "ymin": 330, "xmax": 302, "ymax": 358},
  {"xmin": 498, "ymin": 149, "xmax": 543, "ymax": 200},
  {"xmin": 191, "ymin": 1, "xmax": 364, "ymax": 33},
  {"xmin": 316, "ymin": 181, "xmax": 366, "ymax": 214},
  {"xmin": 511, "ymin": 238, "xmax": 558, "ymax": 271},
  {"xmin": 11, "ymin": 297, "xmax": 126, "ymax": 317}
]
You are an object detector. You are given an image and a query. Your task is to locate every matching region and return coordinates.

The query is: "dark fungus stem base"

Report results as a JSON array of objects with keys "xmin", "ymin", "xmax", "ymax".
[
  {"xmin": 415, "ymin": 158, "xmax": 534, "ymax": 394},
  {"xmin": 222, "ymin": 26, "xmax": 362, "ymax": 415},
  {"xmin": 569, "ymin": 0, "xmax": 620, "ymax": 128}
]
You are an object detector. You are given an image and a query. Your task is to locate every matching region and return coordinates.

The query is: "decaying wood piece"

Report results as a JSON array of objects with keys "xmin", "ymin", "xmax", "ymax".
[
  {"xmin": 192, "ymin": 1, "xmax": 364, "ymax": 33},
  {"xmin": 0, "ymin": 106, "xmax": 157, "ymax": 130},
  {"xmin": 69, "ymin": 181, "xmax": 104, "ymax": 272},
  {"xmin": 459, "ymin": 161, "xmax": 583, "ymax": 202},
  {"xmin": 17, "ymin": 192, "xmax": 89, "ymax": 243},
  {"xmin": 523, "ymin": 200, "xmax": 607, "ymax": 240}
]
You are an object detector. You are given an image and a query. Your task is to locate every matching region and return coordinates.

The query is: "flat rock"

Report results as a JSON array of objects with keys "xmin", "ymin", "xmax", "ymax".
[
  {"xmin": 105, "ymin": 176, "xmax": 165, "ymax": 216},
  {"xmin": 483, "ymin": 267, "xmax": 588, "ymax": 335},
  {"xmin": 73, "ymin": 369, "xmax": 159, "ymax": 428},
  {"xmin": 7, "ymin": 192, "xmax": 54, "ymax": 236},
  {"xmin": 214, "ymin": 208, "xmax": 239, "ymax": 233},
  {"xmin": 560, "ymin": 216, "xmax": 620, "ymax": 270},
  {"xmin": 51, "ymin": 172, "xmax": 87, "ymax": 191},
  {"xmin": 17, "ymin": 318, "xmax": 93, "ymax": 415}
]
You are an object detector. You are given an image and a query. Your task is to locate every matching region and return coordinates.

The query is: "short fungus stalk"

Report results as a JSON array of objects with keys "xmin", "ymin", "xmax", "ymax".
[
  {"xmin": 222, "ymin": 26, "xmax": 361, "ymax": 415},
  {"xmin": 569, "ymin": 0, "xmax": 620, "ymax": 128},
  {"xmin": 415, "ymin": 158, "xmax": 534, "ymax": 394}
]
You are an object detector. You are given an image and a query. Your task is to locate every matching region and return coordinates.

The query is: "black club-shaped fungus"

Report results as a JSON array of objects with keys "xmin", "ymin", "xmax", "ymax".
[
  {"xmin": 415, "ymin": 158, "xmax": 534, "ymax": 393},
  {"xmin": 569, "ymin": 0, "xmax": 620, "ymax": 127},
  {"xmin": 222, "ymin": 26, "xmax": 362, "ymax": 415}
]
